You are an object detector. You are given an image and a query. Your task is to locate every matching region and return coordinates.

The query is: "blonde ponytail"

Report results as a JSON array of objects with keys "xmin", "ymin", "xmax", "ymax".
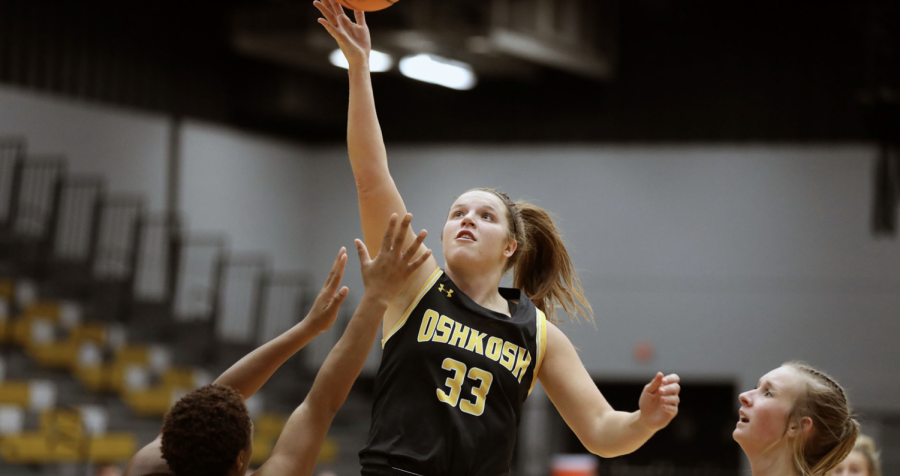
[{"xmin": 473, "ymin": 188, "xmax": 593, "ymax": 323}]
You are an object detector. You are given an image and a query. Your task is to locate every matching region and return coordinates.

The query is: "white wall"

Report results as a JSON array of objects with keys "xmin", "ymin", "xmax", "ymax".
[
  {"xmin": 179, "ymin": 121, "xmax": 313, "ymax": 271},
  {"xmin": 308, "ymin": 144, "xmax": 900, "ymax": 412},
  {"xmin": 0, "ymin": 86, "xmax": 169, "ymax": 211}
]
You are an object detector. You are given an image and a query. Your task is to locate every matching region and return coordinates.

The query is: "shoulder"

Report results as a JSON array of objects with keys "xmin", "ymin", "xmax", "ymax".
[{"xmin": 124, "ymin": 436, "xmax": 173, "ymax": 476}]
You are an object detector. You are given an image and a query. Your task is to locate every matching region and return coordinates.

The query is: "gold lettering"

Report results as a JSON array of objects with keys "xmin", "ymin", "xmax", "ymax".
[
  {"xmin": 485, "ymin": 337, "xmax": 503, "ymax": 361},
  {"xmin": 448, "ymin": 322, "xmax": 470, "ymax": 347},
  {"xmin": 417, "ymin": 310, "xmax": 440, "ymax": 342},
  {"xmin": 512, "ymin": 348, "xmax": 532, "ymax": 382},
  {"xmin": 464, "ymin": 330, "xmax": 486, "ymax": 355},
  {"xmin": 500, "ymin": 341, "xmax": 518, "ymax": 371},
  {"xmin": 432, "ymin": 315, "xmax": 454, "ymax": 344}
]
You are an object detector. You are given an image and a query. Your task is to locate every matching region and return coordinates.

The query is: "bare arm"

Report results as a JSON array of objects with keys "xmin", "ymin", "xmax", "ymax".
[
  {"xmin": 314, "ymin": 0, "xmax": 437, "ymax": 322},
  {"xmin": 123, "ymin": 436, "xmax": 171, "ymax": 476},
  {"xmin": 539, "ymin": 323, "xmax": 680, "ymax": 457},
  {"xmin": 124, "ymin": 250, "xmax": 350, "ymax": 475},
  {"xmin": 255, "ymin": 214, "xmax": 431, "ymax": 476}
]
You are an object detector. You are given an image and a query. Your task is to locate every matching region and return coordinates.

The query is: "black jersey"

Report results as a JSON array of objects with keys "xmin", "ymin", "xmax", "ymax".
[{"xmin": 359, "ymin": 268, "xmax": 548, "ymax": 476}]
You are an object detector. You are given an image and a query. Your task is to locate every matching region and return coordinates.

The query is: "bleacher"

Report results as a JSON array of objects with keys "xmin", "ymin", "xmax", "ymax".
[{"xmin": 0, "ymin": 137, "xmax": 359, "ymax": 474}]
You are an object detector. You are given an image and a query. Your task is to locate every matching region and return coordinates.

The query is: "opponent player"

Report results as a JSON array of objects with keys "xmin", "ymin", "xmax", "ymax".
[
  {"xmin": 124, "ymin": 214, "xmax": 431, "ymax": 476},
  {"xmin": 735, "ymin": 362, "xmax": 859, "ymax": 476},
  {"xmin": 313, "ymin": 2, "xmax": 681, "ymax": 475}
]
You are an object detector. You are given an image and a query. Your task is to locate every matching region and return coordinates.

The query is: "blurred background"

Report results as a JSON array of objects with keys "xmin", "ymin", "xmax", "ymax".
[{"xmin": 0, "ymin": 0, "xmax": 898, "ymax": 475}]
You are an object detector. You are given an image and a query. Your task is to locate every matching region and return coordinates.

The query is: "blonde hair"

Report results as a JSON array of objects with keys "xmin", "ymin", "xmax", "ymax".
[
  {"xmin": 470, "ymin": 188, "xmax": 593, "ymax": 324},
  {"xmin": 784, "ymin": 362, "xmax": 860, "ymax": 476},
  {"xmin": 848, "ymin": 434, "xmax": 881, "ymax": 476}
]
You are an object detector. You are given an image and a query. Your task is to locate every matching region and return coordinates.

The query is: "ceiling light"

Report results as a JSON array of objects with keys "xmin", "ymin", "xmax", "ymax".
[
  {"xmin": 399, "ymin": 54, "xmax": 477, "ymax": 90},
  {"xmin": 329, "ymin": 49, "xmax": 394, "ymax": 73}
]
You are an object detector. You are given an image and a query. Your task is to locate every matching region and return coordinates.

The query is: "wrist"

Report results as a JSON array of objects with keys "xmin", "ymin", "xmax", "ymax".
[
  {"xmin": 634, "ymin": 410, "xmax": 657, "ymax": 434},
  {"xmin": 359, "ymin": 291, "xmax": 391, "ymax": 311},
  {"xmin": 348, "ymin": 56, "xmax": 370, "ymax": 72}
]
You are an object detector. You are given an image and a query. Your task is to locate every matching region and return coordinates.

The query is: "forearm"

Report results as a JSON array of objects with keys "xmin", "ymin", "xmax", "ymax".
[
  {"xmin": 580, "ymin": 410, "xmax": 656, "ymax": 458},
  {"xmin": 303, "ymin": 292, "xmax": 387, "ymax": 415},
  {"xmin": 347, "ymin": 62, "xmax": 390, "ymax": 191},
  {"xmin": 213, "ymin": 319, "xmax": 321, "ymax": 399}
]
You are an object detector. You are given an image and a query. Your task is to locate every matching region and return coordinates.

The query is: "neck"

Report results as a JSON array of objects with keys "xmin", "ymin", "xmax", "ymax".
[
  {"xmin": 445, "ymin": 265, "xmax": 509, "ymax": 315},
  {"xmin": 747, "ymin": 442, "xmax": 798, "ymax": 476}
]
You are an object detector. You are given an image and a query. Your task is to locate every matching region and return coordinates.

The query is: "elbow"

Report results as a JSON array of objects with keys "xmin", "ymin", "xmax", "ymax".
[{"xmin": 582, "ymin": 439, "xmax": 633, "ymax": 459}]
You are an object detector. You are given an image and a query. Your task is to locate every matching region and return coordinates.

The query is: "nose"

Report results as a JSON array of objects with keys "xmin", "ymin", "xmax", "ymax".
[
  {"xmin": 461, "ymin": 213, "xmax": 476, "ymax": 228},
  {"xmin": 739, "ymin": 391, "xmax": 751, "ymax": 407}
]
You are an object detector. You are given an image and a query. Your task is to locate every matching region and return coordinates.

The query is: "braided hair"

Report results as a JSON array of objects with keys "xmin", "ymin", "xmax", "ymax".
[{"xmin": 784, "ymin": 362, "xmax": 860, "ymax": 476}]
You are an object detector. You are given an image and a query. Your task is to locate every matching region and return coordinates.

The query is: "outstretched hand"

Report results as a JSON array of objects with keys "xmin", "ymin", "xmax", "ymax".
[
  {"xmin": 638, "ymin": 372, "xmax": 681, "ymax": 431},
  {"xmin": 303, "ymin": 247, "xmax": 350, "ymax": 335},
  {"xmin": 355, "ymin": 213, "xmax": 431, "ymax": 303},
  {"xmin": 313, "ymin": 0, "xmax": 371, "ymax": 68}
]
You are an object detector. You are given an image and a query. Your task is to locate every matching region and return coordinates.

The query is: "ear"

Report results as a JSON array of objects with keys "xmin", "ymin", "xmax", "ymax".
[
  {"xmin": 503, "ymin": 240, "xmax": 518, "ymax": 258},
  {"xmin": 788, "ymin": 416, "xmax": 814, "ymax": 438},
  {"xmin": 234, "ymin": 448, "xmax": 247, "ymax": 472}
]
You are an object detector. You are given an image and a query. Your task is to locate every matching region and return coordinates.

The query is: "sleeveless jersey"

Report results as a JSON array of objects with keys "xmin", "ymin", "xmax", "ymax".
[{"xmin": 359, "ymin": 268, "xmax": 548, "ymax": 476}]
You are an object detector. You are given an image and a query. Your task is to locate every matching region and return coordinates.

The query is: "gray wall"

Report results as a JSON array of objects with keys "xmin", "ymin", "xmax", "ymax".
[
  {"xmin": 180, "ymin": 121, "xmax": 313, "ymax": 271},
  {"xmin": 0, "ymin": 86, "xmax": 169, "ymax": 211}
]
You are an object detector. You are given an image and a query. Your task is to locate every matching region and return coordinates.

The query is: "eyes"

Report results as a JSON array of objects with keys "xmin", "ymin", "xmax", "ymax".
[{"xmin": 451, "ymin": 210, "xmax": 495, "ymax": 221}]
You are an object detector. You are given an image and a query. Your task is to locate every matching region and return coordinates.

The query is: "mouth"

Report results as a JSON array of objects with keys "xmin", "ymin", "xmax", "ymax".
[
  {"xmin": 456, "ymin": 230, "xmax": 476, "ymax": 242},
  {"xmin": 738, "ymin": 411, "xmax": 750, "ymax": 424}
]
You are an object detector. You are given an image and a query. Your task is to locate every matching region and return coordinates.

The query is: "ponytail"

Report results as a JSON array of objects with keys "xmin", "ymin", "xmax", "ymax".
[
  {"xmin": 473, "ymin": 188, "xmax": 593, "ymax": 324},
  {"xmin": 784, "ymin": 362, "xmax": 859, "ymax": 476}
]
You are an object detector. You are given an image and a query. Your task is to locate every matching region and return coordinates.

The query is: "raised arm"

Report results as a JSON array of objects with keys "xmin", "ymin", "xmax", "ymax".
[
  {"xmin": 256, "ymin": 214, "xmax": 431, "ymax": 476},
  {"xmin": 538, "ymin": 323, "xmax": 681, "ymax": 457},
  {"xmin": 124, "ymin": 251, "xmax": 350, "ymax": 476},
  {"xmin": 314, "ymin": 0, "xmax": 436, "ymax": 302}
]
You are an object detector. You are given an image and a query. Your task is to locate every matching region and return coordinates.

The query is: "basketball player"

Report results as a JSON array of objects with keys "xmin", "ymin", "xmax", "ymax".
[
  {"xmin": 124, "ymin": 214, "xmax": 431, "ymax": 476},
  {"xmin": 314, "ymin": 1, "xmax": 682, "ymax": 475},
  {"xmin": 735, "ymin": 362, "xmax": 859, "ymax": 476}
]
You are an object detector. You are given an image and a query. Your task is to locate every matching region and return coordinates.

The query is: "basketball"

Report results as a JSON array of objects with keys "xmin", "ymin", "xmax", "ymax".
[{"xmin": 336, "ymin": 0, "xmax": 397, "ymax": 12}]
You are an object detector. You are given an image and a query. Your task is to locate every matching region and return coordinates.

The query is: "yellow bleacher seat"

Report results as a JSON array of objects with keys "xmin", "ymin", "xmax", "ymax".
[
  {"xmin": 250, "ymin": 434, "xmax": 275, "ymax": 465},
  {"xmin": 23, "ymin": 302, "xmax": 61, "ymax": 320},
  {"xmin": 161, "ymin": 367, "xmax": 198, "ymax": 388},
  {"xmin": 41, "ymin": 409, "xmax": 83, "ymax": 439},
  {"xmin": 248, "ymin": 434, "xmax": 336, "ymax": 465},
  {"xmin": 124, "ymin": 387, "xmax": 176, "ymax": 417},
  {"xmin": 0, "ymin": 279, "xmax": 14, "ymax": 300},
  {"xmin": 0, "ymin": 319, "xmax": 10, "ymax": 344},
  {"xmin": 75, "ymin": 365, "xmax": 114, "ymax": 393},
  {"xmin": 255, "ymin": 413, "xmax": 287, "ymax": 438},
  {"xmin": 0, "ymin": 382, "xmax": 30, "ymax": 406},
  {"xmin": 0, "ymin": 433, "xmax": 81, "ymax": 463},
  {"xmin": 84, "ymin": 433, "xmax": 137, "ymax": 463},
  {"xmin": 30, "ymin": 323, "xmax": 109, "ymax": 370}
]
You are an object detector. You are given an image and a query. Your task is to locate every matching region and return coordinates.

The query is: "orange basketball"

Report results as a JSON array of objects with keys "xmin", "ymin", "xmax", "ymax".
[{"xmin": 335, "ymin": 0, "xmax": 397, "ymax": 12}]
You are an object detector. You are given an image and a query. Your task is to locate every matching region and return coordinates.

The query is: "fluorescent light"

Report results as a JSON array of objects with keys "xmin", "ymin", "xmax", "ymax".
[
  {"xmin": 329, "ymin": 49, "xmax": 394, "ymax": 72},
  {"xmin": 399, "ymin": 54, "xmax": 477, "ymax": 90}
]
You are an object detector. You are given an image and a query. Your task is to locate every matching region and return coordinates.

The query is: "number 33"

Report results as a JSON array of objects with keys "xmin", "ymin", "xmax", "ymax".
[{"xmin": 436, "ymin": 358, "xmax": 494, "ymax": 416}]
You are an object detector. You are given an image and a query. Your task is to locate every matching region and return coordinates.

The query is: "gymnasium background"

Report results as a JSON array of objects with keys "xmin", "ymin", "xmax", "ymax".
[{"xmin": 0, "ymin": 1, "xmax": 898, "ymax": 475}]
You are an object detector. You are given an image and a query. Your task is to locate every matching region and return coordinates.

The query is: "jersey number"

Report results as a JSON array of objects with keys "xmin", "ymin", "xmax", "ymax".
[{"xmin": 436, "ymin": 358, "xmax": 494, "ymax": 416}]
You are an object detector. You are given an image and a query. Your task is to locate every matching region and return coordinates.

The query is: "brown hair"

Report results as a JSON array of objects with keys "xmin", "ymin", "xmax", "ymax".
[
  {"xmin": 784, "ymin": 362, "xmax": 860, "ymax": 476},
  {"xmin": 471, "ymin": 188, "xmax": 593, "ymax": 323},
  {"xmin": 160, "ymin": 384, "xmax": 252, "ymax": 476}
]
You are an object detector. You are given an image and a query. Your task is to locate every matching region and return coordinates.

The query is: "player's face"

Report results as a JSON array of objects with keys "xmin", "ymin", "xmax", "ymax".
[
  {"xmin": 829, "ymin": 451, "xmax": 869, "ymax": 476},
  {"xmin": 442, "ymin": 191, "xmax": 516, "ymax": 273},
  {"xmin": 733, "ymin": 366, "xmax": 805, "ymax": 454}
]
